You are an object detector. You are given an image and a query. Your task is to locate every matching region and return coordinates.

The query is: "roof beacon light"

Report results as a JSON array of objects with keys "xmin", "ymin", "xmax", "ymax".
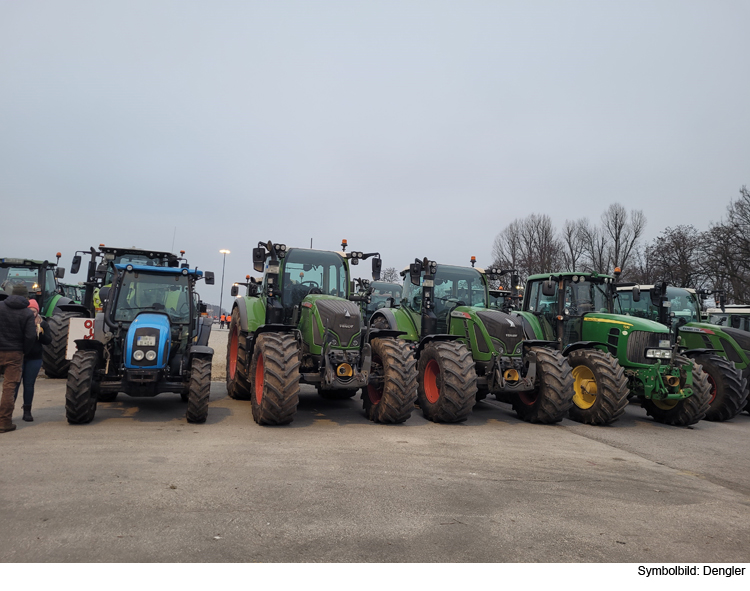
[
  {"xmin": 341, "ymin": 239, "xmax": 348, "ymax": 251},
  {"xmin": 470, "ymin": 256, "xmax": 476, "ymax": 267}
]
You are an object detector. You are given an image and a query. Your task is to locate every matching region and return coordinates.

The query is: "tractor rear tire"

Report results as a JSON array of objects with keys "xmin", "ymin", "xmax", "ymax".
[
  {"xmin": 43, "ymin": 311, "xmax": 83, "ymax": 378},
  {"xmin": 417, "ymin": 341, "xmax": 477, "ymax": 423},
  {"xmin": 226, "ymin": 315, "xmax": 252, "ymax": 400},
  {"xmin": 511, "ymin": 347, "xmax": 574, "ymax": 424},
  {"xmin": 318, "ymin": 388, "xmax": 357, "ymax": 400},
  {"xmin": 643, "ymin": 355, "xmax": 711, "ymax": 426},
  {"xmin": 567, "ymin": 349, "xmax": 629, "ymax": 425},
  {"xmin": 250, "ymin": 333, "xmax": 301, "ymax": 425},
  {"xmin": 186, "ymin": 357, "xmax": 212, "ymax": 424},
  {"xmin": 362, "ymin": 338, "xmax": 417, "ymax": 424},
  {"xmin": 693, "ymin": 354, "xmax": 747, "ymax": 421},
  {"xmin": 65, "ymin": 350, "xmax": 99, "ymax": 424}
]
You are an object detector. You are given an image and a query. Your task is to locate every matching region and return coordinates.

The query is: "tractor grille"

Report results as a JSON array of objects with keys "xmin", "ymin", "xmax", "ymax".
[
  {"xmin": 626, "ymin": 330, "xmax": 664, "ymax": 365},
  {"xmin": 476, "ymin": 310, "xmax": 524, "ymax": 355},
  {"xmin": 314, "ymin": 299, "xmax": 362, "ymax": 348}
]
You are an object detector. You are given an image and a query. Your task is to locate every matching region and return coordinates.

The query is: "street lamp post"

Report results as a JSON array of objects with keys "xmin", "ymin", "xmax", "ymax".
[{"xmin": 219, "ymin": 249, "xmax": 230, "ymax": 326}]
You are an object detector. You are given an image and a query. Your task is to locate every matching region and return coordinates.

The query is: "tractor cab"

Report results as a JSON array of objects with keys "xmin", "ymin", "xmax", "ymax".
[
  {"xmin": 0, "ymin": 256, "xmax": 67, "ymax": 316},
  {"xmin": 615, "ymin": 284, "xmax": 702, "ymax": 333},
  {"xmin": 706, "ymin": 305, "xmax": 750, "ymax": 332}
]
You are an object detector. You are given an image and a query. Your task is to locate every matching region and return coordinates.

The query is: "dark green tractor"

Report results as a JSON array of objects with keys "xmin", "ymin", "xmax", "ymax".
[
  {"xmin": 353, "ymin": 279, "xmax": 403, "ymax": 326},
  {"xmin": 518, "ymin": 272, "xmax": 711, "ymax": 426},
  {"xmin": 0, "ymin": 255, "xmax": 80, "ymax": 378},
  {"xmin": 370, "ymin": 258, "xmax": 574, "ymax": 424},
  {"xmin": 225, "ymin": 241, "xmax": 417, "ymax": 425},
  {"xmin": 616, "ymin": 284, "xmax": 748, "ymax": 421}
]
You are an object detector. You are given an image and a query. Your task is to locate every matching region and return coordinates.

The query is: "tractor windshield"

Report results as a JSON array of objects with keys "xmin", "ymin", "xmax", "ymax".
[
  {"xmin": 366, "ymin": 282, "xmax": 402, "ymax": 315},
  {"xmin": 113, "ymin": 270, "xmax": 191, "ymax": 324},
  {"xmin": 617, "ymin": 287, "xmax": 701, "ymax": 329},
  {"xmin": 280, "ymin": 249, "xmax": 349, "ymax": 319},
  {"xmin": 0, "ymin": 266, "xmax": 57, "ymax": 304},
  {"xmin": 432, "ymin": 265, "xmax": 486, "ymax": 332}
]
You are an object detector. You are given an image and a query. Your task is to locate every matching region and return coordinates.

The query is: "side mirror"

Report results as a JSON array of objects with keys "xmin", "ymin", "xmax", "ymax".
[
  {"xmin": 542, "ymin": 280, "xmax": 556, "ymax": 297},
  {"xmin": 248, "ymin": 283, "xmax": 259, "ymax": 296},
  {"xmin": 55, "ymin": 268, "xmax": 65, "ymax": 279},
  {"xmin": 200, "ymin": 302, "xmax": 207, "ymax": 314},
  {"xmin": 719, "ymin": 291, "xmax": 726, "ymax": 312},
  {"xmin": 204, "ymin": 271, "xmax": 215, "ymax": 285},
  {"xmin": 632, "ymin": 286, "xmax": 641, "ymax": 302},
  {"xmin": 230, "ymin": 285, "xmax": 239, "ymax": 297},
  {"xmin": 511, "ymin": 274, "xmax": 520, "ymax": 288},
  {"xmin": 99, "ymin": 286, "xmax": 111, "ymax": 302},
  {"xmin": 252, "ymin": 247, "xmax": 266, "ymax": 273},
  {"xmin": 409, "ymin": 262, "xmax": 422, "ymax": 286},
  {"xmin": 650, "ymin": 285, "xmax": 662, "ymax": 306},
  {"xmin": 71, "ymin": 256, "xmax": 81, "ymax": 275},
  {"xmin": 371, "ymin": 257, "xmax": 382, "ymax": 281},
  {"xmin": 95, "ymin": 263, "xmax": 106, "ymax": 280}
]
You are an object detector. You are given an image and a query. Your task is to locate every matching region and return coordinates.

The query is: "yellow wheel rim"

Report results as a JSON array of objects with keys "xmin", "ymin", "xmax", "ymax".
[
  {"xmin": 652, "ymin": 399, "xmax": 679, "ymax": 410},
  {"xmin": 572, "ymin": 365, "xmax": 598, "ymax": 410}
]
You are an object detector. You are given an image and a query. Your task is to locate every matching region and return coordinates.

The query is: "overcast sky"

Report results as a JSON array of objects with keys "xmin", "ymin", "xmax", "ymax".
[{"xmin": 1, "ymin": 0, "xmax": 748, "ymax": 306}]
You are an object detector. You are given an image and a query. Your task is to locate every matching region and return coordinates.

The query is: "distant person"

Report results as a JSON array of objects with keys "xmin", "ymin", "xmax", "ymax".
[
  {"xmin": 220, "ymin": 314, "xmax": 226, "ymax": 329},
  {"xmin": 0, "ymin": 285, "xmax": 36, "ymax": 433},
  {"xmin": 14, "ymin": 299, "xmax": 51, "ymax": 422}
]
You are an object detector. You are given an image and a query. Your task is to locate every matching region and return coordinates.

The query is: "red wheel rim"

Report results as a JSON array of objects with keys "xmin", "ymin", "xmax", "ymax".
[
  {"xmin": 368, "ymin": 353, "xmax": 383, "ymax": 405},
  {"xmin": 424, "ymin": 359, "xmax": 440, "ymax": 404},
  {"xmin": 229, "ymin": 329, "xmax": 238, "ymax": 379},
  {"xmin": 707, "ymin": 374, "xmax": 717, "ymax": 404},
  {"xmin": 517, "ymin": 390, "xmax": 538, "ymax": 406},
  {"xmin": 255, "ymin": 353, "xmax": 264, "ymax": 404}
]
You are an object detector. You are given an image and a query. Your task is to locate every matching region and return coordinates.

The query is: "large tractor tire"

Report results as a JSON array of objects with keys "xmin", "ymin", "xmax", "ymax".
[
  {"xmin": 643, "ymin": 355, "xmax": 711, "ymax": 426},
  {"xmin": 65, "ymin": 350, "xmax": 99, "ymax": 424},
  {"xmin": 416, "ymin": 341, "xmax": 477, "ymax": 423},
  {"xmin": 186, "ymin": 357, "xmax": 212, "ymax": 424},
  {"xmin": 250, "ymin": 333, "xmax": 301, "ymax": 425},
  {"xmin": 226, "ymin": 314, "xmax": 252, "ymax": 400},
  {"xmin": 692, "ymin": 354, "xmax": 747, "ymax": 421},
  {"xmin": 511, "ymin": 347, "xmax": 575, "ymax": 424},
  {"xmin": 43, "ymin": 311, "xmax": 83, "ymax": 378},
  {"xmin": 567, "ymin": 348, "xmax": 629, "ymax": 425},
  {"xmin": 362, "ymin": 338, "xmax": 418, "ymax": 424},
  {"xmin": 318, "ymin": 388, "xmax": 357, "ymax": 400}
]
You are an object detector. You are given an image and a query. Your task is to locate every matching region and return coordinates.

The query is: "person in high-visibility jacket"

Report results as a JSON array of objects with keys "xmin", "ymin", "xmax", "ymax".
[
  {"xmin": 220, "ymin": 314, "xmax": 226, "ymax": 329},
  {"xmin": 226, "ymin": 314, "xmax": 231, "ymax": 328}
]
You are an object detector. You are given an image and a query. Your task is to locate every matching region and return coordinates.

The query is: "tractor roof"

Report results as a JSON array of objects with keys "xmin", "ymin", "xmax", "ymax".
[
  {"xmin": 527, "ymin": 271, "xmax": 615, "ymax": 281},
  {"xmin": 616, "ymin": 284, "xmax": 697, "ymax": 294},
  {"xmin": 115, "ymin": 264, "xmax": 203, "ymax": 277},
  {"xmin": 1, "ymin": 257, "xmax": 51, "ymax": 267},
  {"xmin": 101, "ymin": 246, "xmax": 177, "ymax": 257},
  {"xmin": 707, "ymin": 306, "xmax": 750, "ymax": 315}
]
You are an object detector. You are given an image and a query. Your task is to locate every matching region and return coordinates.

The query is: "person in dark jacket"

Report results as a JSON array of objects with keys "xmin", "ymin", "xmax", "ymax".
[
  {"xmin": 0, "ymin": 284, "xmax": 36, "ymax": 433},
  {"xmin": 14, "ymin": 299, "xmax": 51, "ymax": 422}
]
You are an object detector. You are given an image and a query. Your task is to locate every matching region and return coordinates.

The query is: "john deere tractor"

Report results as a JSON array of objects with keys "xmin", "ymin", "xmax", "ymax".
[
  {"xmin": 65, "ymin": 260, "xmax": 215, "ymax": 425},
  {"xmin": 0, "ymin": 255, "xmax": 81, "ymax": 378},
  {"xmin": 225, "ymin": 240, "xmax": 417, "ymax": 425},
  {"xmin": 616, "ymin": 283, "xmax": 748, "ymax": 421},
  {"xmin": 369, "ymin": 258, "xmax": 574, "ymax": 424},
  {"xmin": 518, "ymin": 272, "xmax": 711, "ymax": 426}
]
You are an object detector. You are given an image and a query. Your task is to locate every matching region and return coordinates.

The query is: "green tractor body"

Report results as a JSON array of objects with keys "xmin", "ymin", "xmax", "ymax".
[
  {"xmin": 226, "ymin": 241, "xmax": 417, "ymax": 425},
  {"xmin": 370, "ymin": 258, "xmax": 574, "ymax": 424},
  {"xmin": 616, "ymin": 284, "xmax": 748, "ymax": 420},
  {"xmin": 0, "ymin": 256, "xmax": 82, "ymax": 378},
  {"xmin": 64, "ymin": 262, "xmax": 216, "ymax": 425},
  {"xmin": 59, "ymin": 283, "xmax": 84, "ymax": 304},
  {"xmin": 517, "ymin": 272, "xmax": 711, "ymax": 426},
  {"xmin": 357, "ymin": 280, "xmax": 402, "ymax": 326}
]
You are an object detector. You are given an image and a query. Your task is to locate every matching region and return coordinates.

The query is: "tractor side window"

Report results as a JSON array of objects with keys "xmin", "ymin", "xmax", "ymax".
[{"xmin": 44, "ymin": 269, "xmax": 57, "ymax": 302}]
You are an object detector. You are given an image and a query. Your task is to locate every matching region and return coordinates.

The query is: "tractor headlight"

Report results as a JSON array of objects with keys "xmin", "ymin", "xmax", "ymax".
[
  {"xmin": 133, "ymin": 350, "xmax": 145, "ymax": 361},
  {"xmin": 145, "ymin": 350, "xmax": 157, "ymax": 361},
  {"xmin": 645, "ymin": 348, "xmax": 672, "ymax": 359}
]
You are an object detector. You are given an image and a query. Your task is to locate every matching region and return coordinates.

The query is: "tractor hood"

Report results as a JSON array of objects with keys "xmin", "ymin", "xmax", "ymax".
[
  {"xmin": 301, "ymin": 295, "xmax": 362, "ymax": 350},
  {"xmin": 124, "ymin": 312, "xmax": 171, "ymax": 369},
  {"xmin": 581, "ymin": 312, "xmax": 670, "ymax": 335},
  {"xmin": 455, "ymin": 306, "xmax": 529, "ymax": 355}
]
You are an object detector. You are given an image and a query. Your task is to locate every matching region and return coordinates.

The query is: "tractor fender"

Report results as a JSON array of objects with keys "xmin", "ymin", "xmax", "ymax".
[
  {"xmin": 416, "ymin": 334, "xmax": 461, "ymax": 357},
  {"xmin": 73, "ymin": 338, "xmax": 104, "ymax": 363},
  {"xmin": 370, "ymin": 308, "xmax": 398, "ymax": 330},
  {"xmin": 562, "ymin": 340, "xmax": 616, "ymax": 357},
  {"xmin": 189, "ymin": 345, "xmax": 214, "ymax": 360},
  {"xmin": 680, "ymin": 347, "xmax": 722, "ymax": 358},
  {"xmin": 367, "ymin": 327, "xmax": 406, "ymax": 342},
  {"xmin": 522, "ymin": 339, "xmax": 559, "ymax": 351},
  {"xmin": 56, "ymin": 302, "xmax": 90, "ymax": 317},
  {"xmin": 232, "ymin": 298, "xmax": 250, "ymax": 332}
]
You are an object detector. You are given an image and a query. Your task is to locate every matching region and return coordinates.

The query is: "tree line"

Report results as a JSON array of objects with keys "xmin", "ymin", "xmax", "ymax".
[{"xmin": 491, "ymin": 186, "xmax": 750, "ymax": 303}]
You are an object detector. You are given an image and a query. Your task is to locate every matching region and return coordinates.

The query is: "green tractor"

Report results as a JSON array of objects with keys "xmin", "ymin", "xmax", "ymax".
[
  {"xmin": 225, "ymin": 241, "xmax": 417, "ymax": 425},
  {"xmin": 0, "ymin": 255, "xmax": 81, "ymax": 378},
  {"xmin": 616, "ymin": 284, "xmax": 748, "ymax": 421},
  {"xmin": 353, "ymin": 279, "xmax": 403, "ymax": 326},
  {"xmin": 706, "ymin": 304, "xmax": 750, "ymax": 332},
  {"xmin": 59, "ymin": 283, "xmax": 84, "ymax": 303},
  {"xmin": 370, "ymin": 258, "xmax": 574, "ymax": 424},
  {"xmin": 518, "ymin": 272, "xmax": 711, "ymax": 426}
]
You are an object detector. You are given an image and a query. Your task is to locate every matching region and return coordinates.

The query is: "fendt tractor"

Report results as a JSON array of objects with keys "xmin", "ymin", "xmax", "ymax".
[
  {"xmin": 59, "ymin": 283, "xmax": 84, "ymax": 303},
  {"xmin": 0, "ymin": 254, "xmax": 78, "ymax": 378},
  {"xmin": 518, "ymin": 272, "xmax": 711, "ymax": 426},
  {"xmin": 226, "ymin": 240, "xmax": 417, "ymax": 425},
  {"xmin": 65, "ymin": 257, "xmax": 215, "ymax": 425},
  {"xmin": 616, "ymin": 284, "xmax": 748, "ymax": 421},
  {"xmin": 370, "ymin": 257, "xmax": 575, "ymax": 424},
  {"xmin": 353, "ymin": 279, "xmax": 403, "ymax": 326}
]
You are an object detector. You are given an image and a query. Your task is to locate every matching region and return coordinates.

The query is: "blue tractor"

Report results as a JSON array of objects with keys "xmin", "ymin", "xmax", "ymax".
[{"xmin": 65, "ymin": 261, "xmax": 215, "ymax": 424}]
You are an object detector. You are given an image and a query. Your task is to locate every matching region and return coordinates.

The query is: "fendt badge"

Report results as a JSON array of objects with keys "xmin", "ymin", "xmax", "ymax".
[{"xmin": 340, "ymin": 324, "xmax": 354, "ymax": 329}]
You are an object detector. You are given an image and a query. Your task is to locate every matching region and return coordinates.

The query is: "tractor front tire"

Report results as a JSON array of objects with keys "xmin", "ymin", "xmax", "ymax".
[
  {"xmin": 186, "ymin": 357, "xmax": 212, "ymax": 424},
  {"xmin": 65, "ymin": 350, "xmax": 99, "ymax": 424},
  {"xmin": 43, "ymin": 311, "xmax": 83, "ymax": 378},
  {"xmin": 250, "ymin": 333, "xmax": 301, "ymax": 425},
  {"xmin": 693, "ymin": 354, "xmax": 747, "ymax": 421},
  {"xmin": 226, "ymin": 315, "xmax": 252, "ymax": 400},
  {"xmin": 362, "ymin": 338, "xmax": 417, "ymax": 424},
  {"xmin": 417, "ymin": 341, "xmax": 477, "ymax": 423},
  {"xmin": 567, "ymin": 348, "xmax": 629, "ymax": 425},
  {"xmin": 511, "ymin": 347, "xmax": 574, "ymax": 424},
  {"xmin": 643, "ymin": 356, "xmax": 711, "ymax": 426}
]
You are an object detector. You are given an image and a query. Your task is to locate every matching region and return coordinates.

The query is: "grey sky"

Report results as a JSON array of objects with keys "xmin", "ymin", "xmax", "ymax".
[{"xmin": 1, "ymin": 0, "xmax": 748, "ymax": 306}]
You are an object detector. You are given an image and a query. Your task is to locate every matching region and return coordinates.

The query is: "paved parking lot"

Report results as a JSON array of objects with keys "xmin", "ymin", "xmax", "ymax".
[{"xmin": 1, "ymin": 366, "xmax": 749, "ymax": 563}]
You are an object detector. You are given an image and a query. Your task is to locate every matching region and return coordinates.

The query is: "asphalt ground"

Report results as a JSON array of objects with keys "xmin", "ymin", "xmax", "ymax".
[{"xmin": 1, "ymin": 328, "xmax": 749, "ymax": 563}]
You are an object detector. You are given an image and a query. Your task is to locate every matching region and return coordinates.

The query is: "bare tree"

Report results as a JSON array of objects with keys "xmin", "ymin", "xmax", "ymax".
[
  {"xmin": 579, "ymin": 218, "xmax": 610, "ymax": 273},
  {"xmin": 492, "ymin": 214, "xmax": 561, "ymax": 282},
  {"xmin": 560, "ymin": 218, "xmax": 586, "ymax": 272},
  {"xmin": 380, "ymin": 266, "xmax": 402, "ymax": 284},
  {"xmin": 601, "ymin": 203, "xmax": 646, "ymax": 271},
  {"xmin": 646, "ymin": 225, "xmax": 706, "ymax": 288}
]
